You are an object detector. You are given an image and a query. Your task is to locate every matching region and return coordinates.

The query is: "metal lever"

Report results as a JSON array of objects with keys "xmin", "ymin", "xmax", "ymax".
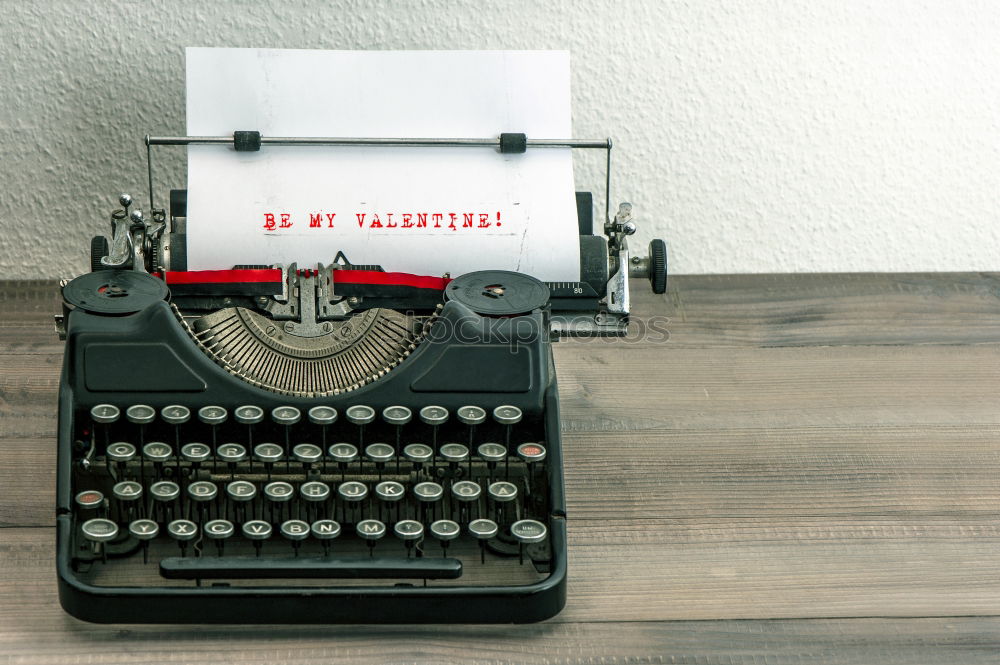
[
  {"xmin": 100, "ymin": 210, "xmax": 132, "ymax": 268},
  {"xmin": 159, "ymin": 555, "xmax": 463, "ymax": 580}
]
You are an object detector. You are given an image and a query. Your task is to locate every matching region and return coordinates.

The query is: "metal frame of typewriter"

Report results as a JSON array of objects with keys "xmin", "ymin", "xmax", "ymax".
[{"xmin": 55, "ymin": 132, "xmax": 667, "ymax": 624}]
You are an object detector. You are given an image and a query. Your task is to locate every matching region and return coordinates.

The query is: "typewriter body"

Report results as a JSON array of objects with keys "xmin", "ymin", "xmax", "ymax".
[{"xmin": 55, "ymin": 132, "xmax": 667, "ymax": 624}]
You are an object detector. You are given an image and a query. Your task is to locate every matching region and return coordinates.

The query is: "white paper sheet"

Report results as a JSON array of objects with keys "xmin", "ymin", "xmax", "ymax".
[{"xmin": 184, "ymin": 48, "xmax": 580, "ymax": 281}]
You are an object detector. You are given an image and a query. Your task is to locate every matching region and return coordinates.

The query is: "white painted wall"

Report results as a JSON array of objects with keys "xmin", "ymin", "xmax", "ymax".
[{"xmin": 1, "ymin": 0, "xmax": 997, "ymax": 278}]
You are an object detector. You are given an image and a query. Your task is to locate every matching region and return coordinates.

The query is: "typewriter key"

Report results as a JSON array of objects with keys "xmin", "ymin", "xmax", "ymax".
[
  {"xmin": 413, "ymin": 481, "xmax": 444, "ymax": 524},
  {"xmin": 126, "ymin": 404, "xmax": 156, "ymax": 425},
  {"xmin": 235, "ymin": 405, "xmax": 264, "ymax": 454},
  {"xmin": 346, "ymin": 405, "xmax": 376, "ymax": 426},
  {"xmin": 308, "ymin": 406, "xmax": 337, "ymax": 454},
  {"xmin": 272, "ymin": 406, "xmax": 301, "ymax": 465},
  {"xmin": 81, "ymin": 518, "xmax": 118, "ymax": 561},
  {"xmin": 217, "ymin": 443, "xmax": 247, "ymax": 478},
  {"xmin": 293, "ymin": 443, "xmax": 323, "ymax": 472},
  {"xmin": 188, "ymin": 481, "xmax": 218, "ymax": 503},
  {"xmin": 90, "ymin": 404, "xmax": 119, "ymax": 452},
  {"xmin": 440, "ymin": 443, "xmax": 471, "ymax": 478},
  {"xmin": 311, "ymin": 519, "xmax": 341, "ymax": 556},
  {"xmin": 280, "ymin": 519, "xmax": 310, "ymax": 556},
  {"xmin": 430, "ymin": 518, "xmax": 460, "ymax": 557},
  {"xmin": 91, "ymin": 404, "xmax": 120, "ymax": 425},
  {"xmin": 143, "ymin": 442, "xmax": 173, "ymax": 481},
  {"xmin": 493, "ymin": 405, "xmax": 522, "ymax": 477},
  {"xmin": 235, "ymin": 405, "xmax": 264, "ymax": 425},
  {"xmin": 226, "ymin": 480, "xmax": 257, "ymax": 503},
  {"xmin": 516, "ymin": 442, "xmax": 546, "ymax": 496},
  {"xmin": 181, "ymin": 442, "xmax": 211, "ymax": 465},
  {"xmin": 393, "ymin": 519, "xmax": 423, "ymax": 557},
  {"xmin": 166, "ymin": 518, "xmax": 198, "ymax": 556},
  {"xmin": 107, "ymin": 441, "xmax": 136, "ymax": 463},
  {"xmin": 356, "ymin": 519, "xmax": 387, "ymax": 556},
  {"xmin": 457, "ymin": 405, "xmax": 486, "ymax": 452},
  {"xmin": 510, "ymin": 519, "xmax": 548, "ymax": 564},
  {"xmin": 403, "ymin": 443, "xmax": 434, "ymax": 474},
  {"xmin": 161, "ymin": 405, "xmax": 190, "ymax": 425},
  {"xmin": 477, "ymin": 443, "xmax": 507, "ymax": 479},
  {"xmin": 337, "ymin": 481, "xmax": 368, "ymax": 523},
  {"xmin": 264, "ymin": 481, "xmax": 295, "ymax": 524},
  {"xmin": 150, "ymin": 481, "xmax": 180, "ymax": 522},
  {"xmin": 242, "ymin": 519, "xmax": 272, "ymax": 557},
  {"xmin": 418, "ymin": 406, "xmax": 448, "ymax": 461},
  {"xmin": 468, "ymin": 518, "xmax": 499, "ymax": 563},
  {"xmin": 328, "ymin": 442, "xmax": 359, "ymax": 480},
  {"xmin": 204, "ymin": 519, "xmax": 235, "ymax": 556},
  {"xmin": 451, "ymin": 480, "xmax": 481, "ymax": 503},
  {"xmin": 253, "ymin": 442, "xmax": 284, "ymax": 479},
  {"xmin": 375, "ymin": 480, "xmax": 405, "ymax": 523},
  {"xmin": 383, "ymin": 406, "xmax": 411, "ymax": 472},
  {"xmin": 488, "ymin": 481, "xmax": 518, "ymax": 526},
  {"xmin": 112, "ymin": 481, "xmax": 142, "ymax": 520},
  {"xmin": 128, "ymin": 518, "xmax": 158, "ymax": 563},
  {"xmin": 75, "ymin": 490, "xmax": 104, "ymax": 512},
  {"xmin": 365, "ymin": 443, "xmax": 395, "ymax": 479},
  {"xmin": 198, "ymin": 405, "xmax": 228, "ymax": 426},
  {"xmin": 300, "ymin": 481, "xmax": 331, "ymax": 503}
]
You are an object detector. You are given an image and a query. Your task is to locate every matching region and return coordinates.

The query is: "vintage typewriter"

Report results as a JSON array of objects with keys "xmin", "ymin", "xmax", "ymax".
[{"xmin": 55, "ymin": 131, "xmax": 667, "ymax": 623}]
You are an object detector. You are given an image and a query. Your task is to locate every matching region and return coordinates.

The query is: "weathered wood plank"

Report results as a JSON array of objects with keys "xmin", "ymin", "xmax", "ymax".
[
  {"xmin": 3, "ymin": 343, "xmax": 999, "ymax": 440},
  {"xmin": 7, "ymin": 425, "xmax": 1000, "ymax": 527},
  {"xmin": 7, "ymin": 523, "xmax": 1000, "ymax": 624}
]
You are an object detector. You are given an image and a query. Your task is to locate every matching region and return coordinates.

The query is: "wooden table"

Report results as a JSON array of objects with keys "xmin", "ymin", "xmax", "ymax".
[{"xmin": 2, "ymin": 273, "xmax": 1000, "ymax": 663}]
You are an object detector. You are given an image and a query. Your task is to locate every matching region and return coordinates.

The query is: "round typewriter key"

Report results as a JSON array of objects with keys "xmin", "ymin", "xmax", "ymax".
[
  {"xmin": 413, "ymin": 481, "xmax": 444, "ymax": 502},
  {"xmin": 488, "ymin": 481, "xmax": 518, "ymax": 502},
  {"xmin": 403, "ymin": 443, "xmax": 434, "ymax": 465},
  {"xmin": 167, "ymin": 519, "xmax": 198, "ymax": 556},
  {"xmin": 167, "ymin": 519, "xmax": 198, "ymax": 540},
  {"xmin": 440, "ymin": 443, "xmax": 469, "ymax": 464},
  {"xmin": 469, "ymin": 518, "xmax": 499, "ymax": 540},
  {"xmin": 234, "ymin": 405, "xmax": 264, "ymax": 425},
  {"xmin": 217, "ymin": 443, "xmax": 247, "ymax": 464},
  {"xmin": 517, "ymin": 442, "xmax": 547, "ymax": 463},
  {"xmin": 328, "ymin": 442, "xmax": 359, "ymax": 464},
  {"xmin": 204, "ymin": 518, "xmax": 235, "ymax": 555},
  {"xmin": 312, "ymin": 519, "xmax": 341, "ymax": 554},
  {"xmin": 356, "ymin": 519, "xmax": 387, "ymax": 548},
  {"xmin": 382, "ymin": 405, "xmax": 412, "ymax": 426},
  {"xmin": 280, "ymin": 519, "xmax": 310, "ymax": 556},
  {"xmin": 129, "ymin": 518, "xmax": 158, "ymax": 540},
  {"xmin": 75, "ymin": 490, "xmax": 104, "ymax": 511},
  {"xmin": 345, "ymin": 405, "xmax": 376, "ymax": 426},
  {"xmin": 511, "ymin": 518, "xmax": 548, "ymax": 544},
  {"xmin": 271, "ymin": 405, "xmax": 301, "ymax": 426},
  {"xmin": 112, "ymin": 481, "xmax": 142, "ymax": 502},
  {"xmin": 365, "ymin": 443, "xmax": 395, "ymax": 464},
  {"xmin": 337, "ymin": 480, "xmax": 368, "ymax": 502},
  {"xmin": 457, "ymin": 405, "xmax": 486, "ymax": 426},
  {"xmin": 493, "ymin": 405, "xmax": 522, "ymax": 426},
  {"xmin": 419, "ymin": 405, "xmax": 448, "ymax": 426},
  {"xmin": 242, "ymin": 519, "xmax": 272, "ymax": 541},
  {"xmin": 254, "ymin": 442, "xmax": 284, "ymax": 463},
  {"xmin": 430, "ymin": 519, "xmax": 461, "ymax": 542},
  {"xmin": 125, "ymin": 404, "xmax": 155, "ymax": 425},
  {"xmin": 197, "ymin": 405, "xmax": 228, "ymax": 426},
  {"xmin": 451, "ymin": 480, "xmax": 481, "ymax": 502},
  {"xmin": 181, "ymin": 442, "xmax": 211, "ymax": 464},
  {"xmin": 90, "ymin": 404, "xmax": 120, "ymax": 424},
  {"xmin": 226, "ymin": 480, "xmax": 257, "ymax": 502},
  {"xmin": 161, "ymin": 405, "xmax": 190, "ymax": 425},
  {"xmin": 150, "ymin": 480, "xmax": 180, "ymax": 502},
  {"xmin": 243, "ymin": 519, "xmax": 272, "ymax": 556},
  {"xmin": 187, "ymin": 480, "xmax": 218, "ymax": 502},
  {"xmin": 308, "ymin": 405, "xmax": 338, "ymax": 425},
  {"xmin": 293, "ymin": 443, "xmax": 323, "ymax": 465},
  {"xmin": 204, "ymin": 519, "xmax": 235, "ymax": 539},
  {"xmin": 143, "ymin": 442, "xmax": 173, "ymax": 463},
  {"xmin": 81, "ymin": 518, "xmax": 118, "ymax": 543},
  {"xmin": 430, "ymin": 518, "xmax": 461, "ymax": 555},
  {"xmin": 300, "ymin": 481, "xmax": 331, "ymax": 502},
  {"xmin": 469, "ymin": 517, "xmax": 499, "ymax": 563},
  {"xmin": 478, "ymin": 442, "xmax": 507, "ymax": 464},
  {"xmin": 375, "ymin": 481, "xmax": 405, "ymax": 502},
  {"xmin": 106, "ymin": 441, "xmax": 136, "ymax": 463},
  {"xmin": 264, "ymin": 481, "xmax": 294, "ymax": 502},
  {"xmin": 394, "ymin": 519, "xmax": 424, "ymax": 555}
]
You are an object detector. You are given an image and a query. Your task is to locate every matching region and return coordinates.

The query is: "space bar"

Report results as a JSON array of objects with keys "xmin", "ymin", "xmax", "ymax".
[{"xmin": 159, "ymin": 556, "xmax": 463, "ymax": 580}]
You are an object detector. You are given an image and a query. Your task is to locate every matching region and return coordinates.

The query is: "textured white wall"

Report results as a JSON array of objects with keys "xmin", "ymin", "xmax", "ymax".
[{"xmin": 1, "ymin": 0, "xmax": 998, "ymax": 279}]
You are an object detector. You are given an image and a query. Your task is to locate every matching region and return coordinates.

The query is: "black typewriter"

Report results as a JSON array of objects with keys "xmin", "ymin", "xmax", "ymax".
[{"xmin": 54, "ymin": 132, "xmax": 667, "ymax": 623}]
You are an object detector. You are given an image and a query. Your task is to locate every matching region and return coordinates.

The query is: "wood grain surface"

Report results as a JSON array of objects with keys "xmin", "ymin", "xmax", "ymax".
[{"xmin": 1, "ymin": 273, "xmax": 999, "ymax": 663}]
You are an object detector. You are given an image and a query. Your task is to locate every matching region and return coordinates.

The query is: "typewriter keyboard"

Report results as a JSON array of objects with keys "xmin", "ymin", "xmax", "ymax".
[{"xmin": 69, "ymin": 403, "xmax": 554, "ymax": 588}]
